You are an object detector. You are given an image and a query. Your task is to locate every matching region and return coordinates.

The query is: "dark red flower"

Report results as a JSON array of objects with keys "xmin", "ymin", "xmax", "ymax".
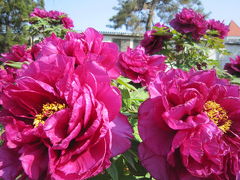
[
  {"xmin": 0, "ymin": 55, "xmax": 132, "ymax": 179},
  {"xmin": 118, "ymin": 45, "xmax": 166, "ymax": 85},
  {"xmin": 224, "ymin": 56, "xmax": 240, "ymax": 77},
  {"xmin": 141, "ymin": 23, "xmax": 172, "ymax": 55},
  {"xmin": 208, "ymin": 19, "xmax": 229, "ymax": 39},
  {"xmin": 170, "ymin": 8, "xmax": 208, "ymax": 40},
  {"xmin": 139, "ymin": 69, "xmax": 240, "ymax": 179}
]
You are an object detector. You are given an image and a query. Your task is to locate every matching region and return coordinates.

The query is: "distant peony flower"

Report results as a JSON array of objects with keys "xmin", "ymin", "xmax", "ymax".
[
  {"xmin": 139, "ymin": 69, "xmax": 240, "ymax": 179},
  {"xmin": 30, "ymin": 8, "xmax": 74, "ymax": 29},
  {"xmin": 141, "ymin": 23, "xmax": 172, "ymax": 55},
  {"xmin": 170, "ymin": 8, "xmax": 208, "ymax": 40},
  {"xmin": 224, "ymin": 56, "xmax": 240, "ymax": 77},
  {"xmin": 118, "ymin": 45, "xmax": 166, "ymax": 85},
  {"xmin": 30, "ymin": 8, "xmax": 48, "ymax": 18},
  {"xmin": 61, "ymin": 17, "xmax": 74, "ymax": 29},
  {"xmin": 208, "ymin": 19, "xmax": 229, "ymax": 39},
  {"xmin": 1, "ymin": 45, "xmax": 33, "ymax": 63},
  {"xmin": 0, "ymin": 56, "xmax": 133, "ymax": 179}
]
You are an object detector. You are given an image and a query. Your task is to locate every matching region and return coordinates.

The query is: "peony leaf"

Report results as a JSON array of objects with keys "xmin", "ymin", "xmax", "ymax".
[{"xmin": 107, "ymin": 162, "xmax": 119, "ymax": 180}]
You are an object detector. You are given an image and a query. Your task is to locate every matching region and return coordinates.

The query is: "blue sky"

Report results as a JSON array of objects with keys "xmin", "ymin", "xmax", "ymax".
[{"xmin": 45, "ymin": 0, "xmax": 240, "ymax": 32}]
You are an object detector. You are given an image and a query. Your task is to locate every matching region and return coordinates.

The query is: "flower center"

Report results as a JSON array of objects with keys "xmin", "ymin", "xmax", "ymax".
[
  {"xmin": 204, "ymin": 101, "xmax": 231, "ymax": 133},
  {"xmin": 33, "ymin": 102, "xmax": 66, "ymax": 127}
]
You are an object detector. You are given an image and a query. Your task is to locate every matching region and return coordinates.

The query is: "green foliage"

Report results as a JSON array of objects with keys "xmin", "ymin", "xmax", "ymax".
[
  {"xmin": 27, "ymin": 16, "xmax": 71, "ymax": 44},
  {"xmin": 108, "ymin": 0, "xmax": 205, "ymax": 32},
  {"xmin": 154, "ymin": 26, "xmax": 230, "ymax": 70},
  {"xmin": 0, "ymin": 0, "xmax": 44, "ymax": 53}
]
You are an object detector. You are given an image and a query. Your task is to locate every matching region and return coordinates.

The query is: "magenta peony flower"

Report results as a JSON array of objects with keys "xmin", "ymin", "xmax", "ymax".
[
  {"xmin": 0, "ymin": 55, "xmax": 133, "ymax": 179},
  {"xmin": 61, "ymin": 17, "xmax": 74, "ymax": 29},
  {"xmin": 170, "ymin": 8, "xmax": 208, "ymax": 40},
  {"xmin": 0, "ymin": 69, "xmax": 14, "ymax": 104},
  {"xmin": 141, "ymin": 23, "xmax": 172, "ymax": 55},
  {"xmin": 1, "ymin": 45, "xmax": 33, "ymax": 63},
  {"xmin": 208, "ymin": 19, "xmax": 229, "ymax": 39},
  {"xmin": 30, "ymin": 8, "xmax": 74, "ymax": 29},
  {"xmin": 118, "ymin": 45, "xmax": 166, "ymax": 85},
  {"xmin": 139, "ymin": 69, "xmax": 240, "ymax": 179},
  {"xmin": 31, "ymin": 28, "xmax": 120, "ymax": 79},
  {"xmin": 30, "ymin": 8, "xmax": 48, "ymax": 18},
  {"xmin": 224, "ymin": 56, "xmax": 240, "ymax": 77}
]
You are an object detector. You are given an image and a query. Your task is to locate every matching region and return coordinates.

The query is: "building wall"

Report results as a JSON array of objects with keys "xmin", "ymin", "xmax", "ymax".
[{"xmin": 102, "ymin": 33, "xmax": 142, "ymax": 51}]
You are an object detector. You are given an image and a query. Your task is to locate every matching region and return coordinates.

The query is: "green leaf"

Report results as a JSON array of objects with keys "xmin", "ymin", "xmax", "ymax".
[
  {"xmin": 107, "ymin": 162, "xmax": 119, "ymax": 180},
  {"xmin": 123, "ymin": 151, "xmax": 137, "ymax": 171},
  {"xmin": 4, "ymin": 61, "xmax": 25, "ymax": 69},
  {"xmin": 117, "ymin": 77, "xmax": 137, "ymax": 91}
]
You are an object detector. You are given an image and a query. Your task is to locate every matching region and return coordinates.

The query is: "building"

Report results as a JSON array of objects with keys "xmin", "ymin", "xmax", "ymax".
[
  {"xmin": 205, "ymin": 21, "xmax": 240, "ymax": 67},
  {"xmin": 102, "ymin": 31, "xmax": 143, "ymax": 51}
]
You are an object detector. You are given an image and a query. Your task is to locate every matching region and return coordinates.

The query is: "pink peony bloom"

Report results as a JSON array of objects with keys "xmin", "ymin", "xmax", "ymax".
[
  {"xmin": 30, "ymin": 8, "xmax": 48, "ymax": 18},
  {"xmin": 31, "ymin": 28, "xmax": 120, "ymax": 79},
  {"xmin": 61, "ymin": 17, "xmax": 74, "ymax": 29},
  {"xmin": 170, "ymin": 8, "xmax": 208, "ymax": 40},
  {"xmin": 30, "ymin": 8, "xmax": 74, "ymax": 29},
  {"xmin": 141, "ymin": 23, "xmax": 172, "ymax": 55},
  {"xmin": 0, "ymin": 69, "xmax": 14, "ymax": 104},
  {"xmin": 208, "ymin": 19, "xmax": 229, "ymax": 39},
  {"xmin": 139, "ymin": 69, "xmax": 240, "ymax": 179},
  {"xmin": 1, "ymin": 45, "xmax": 33, "ymax": 63},
  {"xmin": 224, "ymin": 56, "xmax": 240, "ymax": 77},
  {"xmin": 0, "ymin": 56, "xmax": 132, "ymax": 179},
  {"xmin": 118, "ymin": 45, "xmax": 166, "ymax": 85}
]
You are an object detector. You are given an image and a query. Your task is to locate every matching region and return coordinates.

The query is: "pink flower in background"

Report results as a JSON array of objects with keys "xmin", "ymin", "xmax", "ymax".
[
  {"xmin": 139, "ymin": 69, "xmax": 240, "ymax": 179},
  {"xmin": 1, "ymin": 45, "xmax": 33, "ymax": 63},
  {"xmin": 170, "ymin": 8, "xmax": 208, "ymax": 40},
  {"xmin": 118, "ymin": 45, "xmax": 166, "ymax": 85},
  {"xmin": 0, "ymin": 55, "xmax": 132, "ymax": 179},
  {"xmin": 208, "ymin": 19, "xmax": 229, "ymax": 39},
  {"xmin": 30, "ymin": 8, "xmax": 74, "ymax": 29},
  {"xmin": 224, "ymin": 56, "xmax": 240, "ymax": 77},
  {"xmin": 141, "ymin": 23, "xmax": 172, "ymax": 55},
  {"xmin": 61, "ymin": 17, "xmax": 74, "ymax": 29},
  {"xmin": 30, "ymin": 8, "xmax": 48, "ymax": 18}
]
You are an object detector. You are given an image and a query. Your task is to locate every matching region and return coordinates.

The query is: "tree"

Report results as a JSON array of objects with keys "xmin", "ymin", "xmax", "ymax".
[
  {"xmin": 0, "ymin": 0, "xmax": 44, "ymax": 53},
  {"xmin": 108, "ymin": 0, "xmax": 205, "ymax": 32}
]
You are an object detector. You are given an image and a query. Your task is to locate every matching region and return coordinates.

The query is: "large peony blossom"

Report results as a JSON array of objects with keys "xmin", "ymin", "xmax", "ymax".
[
  {"xmin": 224, "ymin": 56, "xmax": 240, "ymax": 77},
  {"xmin": 208, "ymin": 19, "xmax": 229, "ymax": 39},
  {"xmin": 31, "ymin": 28, "xmax": 120, "ymax": 79},
  {"xmin": 141, "ymin": 23, "xmax": 172, "ymax": 55},
  {"xmin": 170, "ymin": 8, "xmax": 208, "ymax": 40},
  {"xmin": 0, "ymin": 54, "xmax": 133, "ymax": 179},
  {"xmin": 118, "ymin": 45, "xmax": 166, "ymax": 85},
  {"xmin": 138, "ymin": 69, "xmax": 240, "ymax": 179}
]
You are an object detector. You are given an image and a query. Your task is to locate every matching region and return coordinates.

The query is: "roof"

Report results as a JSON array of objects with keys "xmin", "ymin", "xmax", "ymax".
[{"xmin": 228, "ymin": 20, "xmax": 240, "ymax": 37}]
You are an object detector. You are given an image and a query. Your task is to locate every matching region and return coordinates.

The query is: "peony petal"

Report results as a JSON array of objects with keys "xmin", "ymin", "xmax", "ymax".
[{"xmin": 110, "ymin": 113, "xmax": 133, "ymax": 157}]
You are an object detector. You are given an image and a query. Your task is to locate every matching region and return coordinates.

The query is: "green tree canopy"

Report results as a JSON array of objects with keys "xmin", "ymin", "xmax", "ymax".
[
  {"xmin": 108, "ymin": 0, "xmax": 205, "ymax": 32},
  {"xmin": 0, "ymin": 0, "xmax": 44, "ymax": 53}
]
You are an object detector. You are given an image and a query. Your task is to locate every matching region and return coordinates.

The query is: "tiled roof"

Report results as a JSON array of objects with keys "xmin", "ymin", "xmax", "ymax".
[{"xmin": 228, "ymin": 20, "xmax": 240, "ymax": 36}]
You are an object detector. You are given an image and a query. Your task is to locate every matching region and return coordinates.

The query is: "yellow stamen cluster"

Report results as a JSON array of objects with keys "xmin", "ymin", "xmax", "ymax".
[
  {"xmin": 204, "ymin": 101, "xmax": 231, "ymax": 133},
  {"xmin": 33, "ymin": 102, "xmax": 66, "ymax": 127}
]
